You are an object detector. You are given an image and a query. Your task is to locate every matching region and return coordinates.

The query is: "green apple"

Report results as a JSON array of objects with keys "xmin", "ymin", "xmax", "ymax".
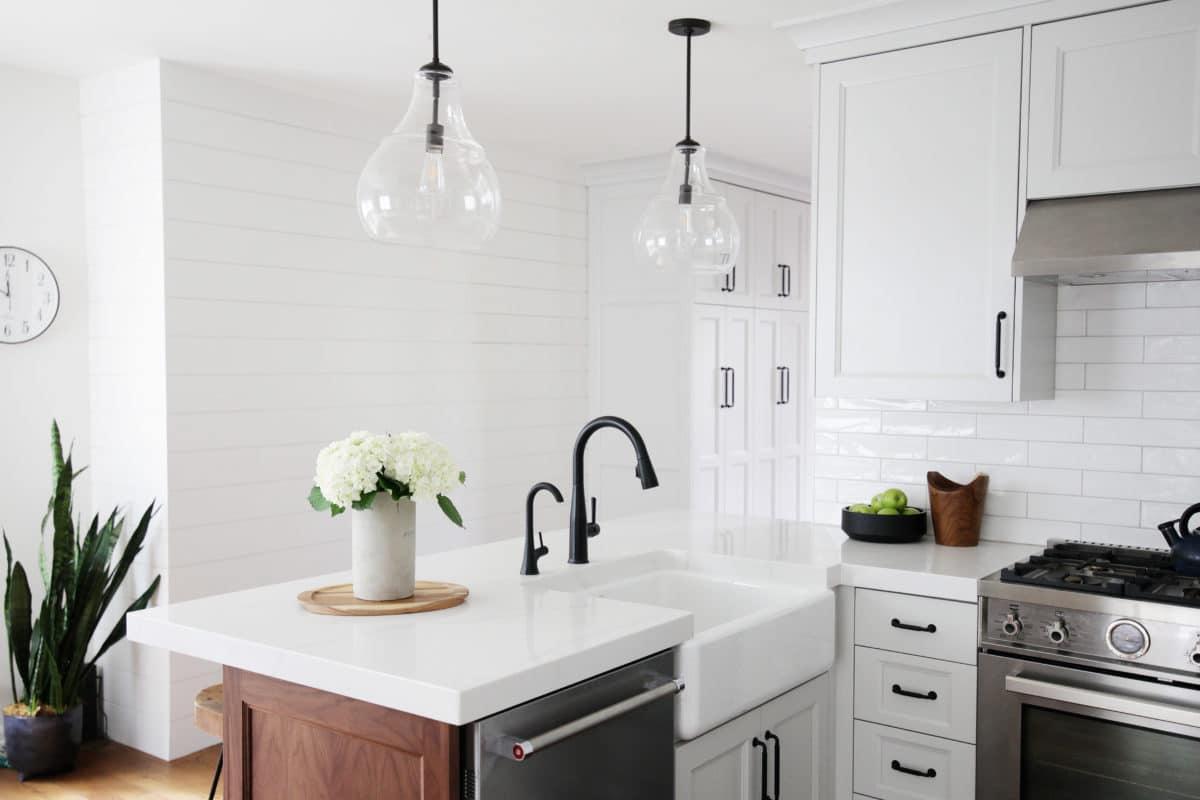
[
  {"xmin": 870, "ymin": 494, "xmax": 885, "ymax": 511},
  {"xmin": 901, "ymin": 507, "xmax": 921, "ymax": 515},
  {"xmin": 878, "ymin": 488, "xmax": 908, "ymax": 510},
  {"xmin": 876, "ymin": 507, "xmax": 901, "ymax": 516},
  {"xmin": 848, "ymin": 503, "xmax": 874, "ymax": 514}
]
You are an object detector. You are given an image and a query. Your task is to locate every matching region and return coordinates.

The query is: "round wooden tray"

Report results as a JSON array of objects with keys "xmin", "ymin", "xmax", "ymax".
[{"xmin": 298, "ymin": 580, "xmax": 469, "ymax": 616}]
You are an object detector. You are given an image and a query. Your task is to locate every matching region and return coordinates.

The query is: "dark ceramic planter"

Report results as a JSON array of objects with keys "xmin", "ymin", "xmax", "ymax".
[{"xmin": 3, "ymin": 705, "xmax": 83, "ymax": 781}]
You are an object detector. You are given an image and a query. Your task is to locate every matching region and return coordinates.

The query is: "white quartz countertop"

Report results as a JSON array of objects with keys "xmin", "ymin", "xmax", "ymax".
[{"xmin": 128, "ymin": 510, "xmax": 1038, "ymax": 724}]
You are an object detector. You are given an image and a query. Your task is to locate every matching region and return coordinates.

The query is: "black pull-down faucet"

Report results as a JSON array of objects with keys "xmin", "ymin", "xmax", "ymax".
[{"xmin": 568, "ymin": 416, "xmax": 658, "ymax": 564}]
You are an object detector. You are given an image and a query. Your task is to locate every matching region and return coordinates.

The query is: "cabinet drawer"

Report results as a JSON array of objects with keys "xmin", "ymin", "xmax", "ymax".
[
  {"xmin": 853, "ymin": 721, "xmax": 974, "ymax": 800},
  {"xmin": 854, "ymin": 589, "xmax": 976, "ymax": 665},
  {"xmin": 854, "ymin": 647, "xmax": 976, "ymax": 743}
]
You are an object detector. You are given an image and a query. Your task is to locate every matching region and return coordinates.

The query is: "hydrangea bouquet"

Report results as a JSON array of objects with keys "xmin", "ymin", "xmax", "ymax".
[{"xmin": 307, "ymin": 431, "xmax": 466, "ymax": 527}]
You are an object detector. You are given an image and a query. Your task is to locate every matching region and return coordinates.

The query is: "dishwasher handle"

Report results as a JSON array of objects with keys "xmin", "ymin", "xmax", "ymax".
[{"xmin": 499, "ymin": 678, "xmax": 684, "ymax": 762}]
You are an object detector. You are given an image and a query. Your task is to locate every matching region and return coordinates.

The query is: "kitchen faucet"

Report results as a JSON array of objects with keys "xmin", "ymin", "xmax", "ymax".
[{"xmin": 569, "ymin": 416, "xmax": 658, "ymax": 564}]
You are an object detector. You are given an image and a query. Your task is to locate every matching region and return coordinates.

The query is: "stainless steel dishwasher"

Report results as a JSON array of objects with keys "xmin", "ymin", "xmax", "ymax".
[{"xmin": 462, "ymin": 650, "xmax": 681, "ymax": 798}]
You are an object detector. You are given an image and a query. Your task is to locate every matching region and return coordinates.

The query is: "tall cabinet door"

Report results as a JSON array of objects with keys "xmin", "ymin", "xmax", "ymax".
[
  {"xmin": 774, "ymin": 311, "xmax": 807, "ymax": 521},
  {"xmin": 691, "ymin": 305, "xmax": 724, "ymax": 514},
  {"xmin": 815, "ymin": 30, "xmax": 1022, "ymax": 402},
  {"xmin": 751, "ymin": 310, "xmax": 783, "ymax": 519},
  {"xmin": 720, "ymin": 306, "xmax": 754, "ymax": 516},
  {"xmin": 1029, "ymin": 0, "xmax": 1200, "ymax": 198},
  {"xmin": 752, "ymin": 196, "xmax": 810, "ymax": 312}
]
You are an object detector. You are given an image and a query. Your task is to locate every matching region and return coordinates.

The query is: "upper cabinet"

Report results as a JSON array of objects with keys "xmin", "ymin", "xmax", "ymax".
[
  {"xmin": 815, "ymin": 30, "xmax": 1029, "ymax": 402},
  {"xmin": 1028, "ymin": 0, "xmax": 1200, "ymax": 198}
]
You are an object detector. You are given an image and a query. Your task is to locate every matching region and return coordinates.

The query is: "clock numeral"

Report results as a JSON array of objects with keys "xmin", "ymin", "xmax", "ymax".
[
  {"xmin": 2, "ymin": 324, "xmax": 10, "ymax": 337},
  {"xmin": 22, "ymin": 321, "xmax": 29, "ymax": 334},
  {"xmin": 37, "ymin": 273, "xmax": 45, "ymax": 286},
  {"xmin": 2, "ymin": 253, "xmax": 14, "ymax": 268}
]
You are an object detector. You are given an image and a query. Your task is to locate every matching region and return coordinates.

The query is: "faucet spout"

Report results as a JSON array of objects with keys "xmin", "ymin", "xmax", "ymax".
[{"xmin": 568, "ymin": 416, "xmax": 658, "ymax": 564}]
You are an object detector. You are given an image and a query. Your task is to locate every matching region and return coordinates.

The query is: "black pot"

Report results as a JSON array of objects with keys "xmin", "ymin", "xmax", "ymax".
[
  {"xmin": 3, "ymin": 705, "xmax": 83, "ymax": 781},
  {"xmin": 841, "ymin": 506, "xmax": 928, "ymax": 543}
]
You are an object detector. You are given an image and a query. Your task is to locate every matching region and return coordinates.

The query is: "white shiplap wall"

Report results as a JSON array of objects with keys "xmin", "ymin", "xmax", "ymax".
[
  {"xmin": 812, "ymin": 282, "xmax": 1200, "ymax": 548},
  {"xmin": 84, "ymin": 61, "xmax": 588, "ymax": 758}
]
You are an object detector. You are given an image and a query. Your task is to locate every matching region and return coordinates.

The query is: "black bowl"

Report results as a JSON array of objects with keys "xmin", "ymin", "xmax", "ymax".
[{"xmin": 841, "ymin": 507, "xmax": 928, "ymax": 543}]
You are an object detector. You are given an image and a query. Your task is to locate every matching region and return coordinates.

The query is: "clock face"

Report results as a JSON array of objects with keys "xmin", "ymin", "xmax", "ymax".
[{"xmin": 0, "ymin": 246, "xmax": 60, "ymax": 344}]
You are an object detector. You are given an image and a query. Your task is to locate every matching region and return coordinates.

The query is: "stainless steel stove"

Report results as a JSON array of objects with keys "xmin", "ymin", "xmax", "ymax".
[{"xmin": 977, "ymin": 541, "xmax": 1200, "ymax": 800}]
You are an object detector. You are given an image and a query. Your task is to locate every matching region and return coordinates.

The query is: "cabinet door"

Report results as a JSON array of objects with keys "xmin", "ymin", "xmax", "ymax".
[
  {"xmin": 691, "ymin": 305, "xmax": 724, "ymax": 514},
  {"xmin": 815, "ymin": 30, "xmax": 1021, "ymax": 402},
  {"xmin": 1029, "ymin": 0, "xmax": 1200, "ymax": 198},
  {"xmin": 695, "ymin": 183, "xmax": 754, "ymax": 306},
  {"xmin": 774, "ymin": 311, "xmax": 807, "ymax": 520},
  {"xmin": 720, "ymin": 306, "xmax": 754, "ymax": 516},
  {"xmin": 751, "ymin": 309, "xmax": 782, "ymax": 519},
  {"xmin": 753, "ymin": 195, "xmax": 810, "ymax": 312},
  {"xmin": 675, "ymin": 708, "xmax": 762, "ymax": 800},
  {"xmin": 760, "ymin": 674, "xmax": 832, "ymax": 800}
]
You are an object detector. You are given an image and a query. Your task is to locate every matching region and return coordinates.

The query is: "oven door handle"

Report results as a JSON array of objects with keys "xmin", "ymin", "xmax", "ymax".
[
  {"xmin": 1005, "ymin": 674, "xmax": 1200, "ymax": 729},
  {"xmin": 498, "ymin": 678, "xmax": 684, "ymax": 761}
]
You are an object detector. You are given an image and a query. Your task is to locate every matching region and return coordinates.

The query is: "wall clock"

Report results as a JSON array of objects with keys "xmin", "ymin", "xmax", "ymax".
[{"xmin": 0, "ymin": 246, "xmax": 60, "ymax": 344}]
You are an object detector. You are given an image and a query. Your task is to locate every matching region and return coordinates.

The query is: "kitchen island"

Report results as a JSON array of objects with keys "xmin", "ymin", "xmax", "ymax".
[{"xmin": 128, "ymin": 511, "xmax": 1036, "ymax": 798}]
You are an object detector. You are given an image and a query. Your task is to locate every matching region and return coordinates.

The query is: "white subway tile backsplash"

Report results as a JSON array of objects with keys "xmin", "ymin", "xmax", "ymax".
[
  {"xmin": 1057, "ymin": 310, "xmax": 1086, "ymax": 337},
  {"xmin": 1083, "ymin": 471, "xmax": 1200, "ymax": 503},
  {"xmin": 1144, "ymin": 392, "xmax": 1200, "ymax": 420},
  {"xmin": 1088, "ymin": 308, "xmax": 1200, "ymax": 336},
  {"xmin": 1028, "ymin": 442, "xmax": 1142, "ymax": 473},
  {"xmin": 837, "ymin": 433, "xmax": 926, "ymax": 460},
  {"xmin": 983, "ymin": 465, "xmax": 1082, "ymax": 495},
  {"xmin": 1027, "ymin": 494, "xmax": 1141, "ymax": 526},
  {"xmin": 881, "ymin": 412, "xmax": 976, "ymax": 437},
  {"xmin": 985, "ymin": 491, "xmax": 1028, "ymax": 518},
  {"xmin": 814, "ymin": 431, "xmax": 839, "ymax": 454},
  {"xmin": 980, "ymin": 516, "xmax": 1081, "ymax": 545},
  {"xmin": 977, "ymin": 414, "xmax": 1083, "ymax": 442},
  {"xmin": 1085, "ymin": 525, "xmax": 1159, "ymax": 547},
  {"xmin": 1059, "ymin": 283, "xmax": 1145, "ymax": 310},
  {"xmin": 1144, "ymin": 336, "xmax": 1200, "ymax": 363},
  {"xmin": 814, "ymin": 478, "xmax": 838, "ymax": 501},
  {"xmin": 927, "ymin": 437, "xmax": 1027, "ymax": 466},
  {"xmin": 1028, "ymin": 391, "xmax": 1141, "ymax": 418},
  {"xmin": 1143, "ymin": 448, "xmax": 1200, "ymax": 477},
  {"xmin": 814, "ymin": 410, "xmax": 882, "ymax": 433},
  {"xmin": 928, "ymin": 399, "xmax": 1027, "ymax": 414},
  {"xmin": 1056, "ymin": 337, "xmax": 1143, "ymax": 364},
  {"xmin": 1142, "ymin": 502, "xmax": 1184, "ymax": 529},
  {"xmin": 1087, "ymin": 363, "xmax": 1200, "ymax": 391},
  {"xmin": 813, "ymin": 455, "xmax": 880, "ymax": 480},
  {"xmin": 838, "ymin": 398, "xmax": 927, "ymax": 411},
  {"xmin": 879, "ymin": 460, "xmax": 973, "ymax": 485},
  {"xmin": 1085, "ymin": 417, "xmax": 1200, "ymax": 448},
  {"xmin": 1146, "ymin": 280, "xmax": 1200, "ymax": 308},
  {"xmin": 1056, "ymin": 363, "xmax": 1085, "ymax": 389}
]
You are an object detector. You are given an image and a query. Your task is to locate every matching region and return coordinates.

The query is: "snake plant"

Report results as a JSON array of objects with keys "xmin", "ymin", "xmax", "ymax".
[{"xmin": 3, "ymin": 421, "xmax": 161, "ymax": 715}]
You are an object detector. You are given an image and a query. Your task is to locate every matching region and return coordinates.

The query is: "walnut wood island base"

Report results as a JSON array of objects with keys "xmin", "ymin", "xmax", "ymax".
[{"xmin": 221, "ymin": 667, "xmax": 459, "ymax": 800}]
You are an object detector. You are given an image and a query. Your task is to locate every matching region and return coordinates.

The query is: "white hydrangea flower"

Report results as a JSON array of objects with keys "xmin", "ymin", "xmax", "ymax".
[
  {"xmin": 384, "ymin": 432, "xmax": 461, "ymax": 502},
  {"xmin": 311, "ymin": 430, "xmax": 463, "ymax": 515}
]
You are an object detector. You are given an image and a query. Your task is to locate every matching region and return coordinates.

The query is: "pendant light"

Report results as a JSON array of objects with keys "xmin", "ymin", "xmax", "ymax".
[
  {"xmin": 357, "ymin": 0, "xmax": 502, "ymax": 248},
  {"xmin": 635, "ymin": 18, "xmax": 740, "ymax": 275}
]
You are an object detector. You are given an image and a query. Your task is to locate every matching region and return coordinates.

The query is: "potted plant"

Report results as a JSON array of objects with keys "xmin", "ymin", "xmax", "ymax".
[
  {"xmin": 3, "ymin": 422, "xmax": 161, "ymax": 781},
  {"xmin": 308, "ymin": 431, "xmax": 465, "ymax": 601}
]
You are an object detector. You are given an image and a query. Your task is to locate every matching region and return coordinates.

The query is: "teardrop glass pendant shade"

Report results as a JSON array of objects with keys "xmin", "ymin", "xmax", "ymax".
[
  {"xmin": 636, "ymin": 144, "xmax": 740, "ymax": 274},
  {"xmin": 357, "ymin": 70, "xmax": 502, "ymax": 249}
]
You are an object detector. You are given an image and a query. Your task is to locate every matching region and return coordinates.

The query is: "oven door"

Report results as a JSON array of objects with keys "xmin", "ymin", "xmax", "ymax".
[{"xmin": 978, "ymin": 652, "xmax": 1200, "ymax": 800}]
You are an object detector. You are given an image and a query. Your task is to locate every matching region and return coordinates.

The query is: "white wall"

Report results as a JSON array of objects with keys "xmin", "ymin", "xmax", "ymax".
[
  {"xmin": 78, "ymin": 60, "xmax": 588, "ymax": 757},
  {"xmin": 812, "ymin": 282, "xmax": 1200, "ymax": 548},
  {"xmin": 0, "ymin": 64, "xmax": 89, "ymax": 711}
]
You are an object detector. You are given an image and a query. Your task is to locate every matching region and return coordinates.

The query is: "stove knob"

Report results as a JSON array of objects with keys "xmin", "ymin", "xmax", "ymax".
[
  {"xmin": 1047, "ymin": 620, "xmax": 1069, "ymax": 645},
  {"xmin": 1001, "ymin": 613, "xmax": 1022, "ymax": 637}
]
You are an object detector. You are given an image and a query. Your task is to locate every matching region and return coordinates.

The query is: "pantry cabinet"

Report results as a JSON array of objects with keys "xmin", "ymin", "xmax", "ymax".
[
  {"xmin": 814, "ymin": 29, "xmax": 1027, "ymax": 403},
  {"xmin": 675, "ymin": 674, "xmax": 831, "ymax": 800},
  {"xmin": 587, "ymin": 162, "xmax": 810, "ymax": 521},
  {"xmin": 1028, "ymin": 0, "xmax": 1200, "ymax": 198}
]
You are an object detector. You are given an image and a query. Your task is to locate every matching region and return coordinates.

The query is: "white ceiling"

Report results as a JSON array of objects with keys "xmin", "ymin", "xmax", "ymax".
[{"xmin": 0, "ymin": 0, "xmax": 846, "ymax": 178}]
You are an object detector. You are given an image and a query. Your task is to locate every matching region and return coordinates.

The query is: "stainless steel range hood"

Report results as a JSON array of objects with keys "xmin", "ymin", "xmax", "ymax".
[{"xmin": 1012, "ymin": 187, "xmax": 1200, "ymax": 285}]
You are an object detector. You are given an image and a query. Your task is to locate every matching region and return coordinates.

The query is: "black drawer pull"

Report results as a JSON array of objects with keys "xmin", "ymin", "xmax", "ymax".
[
  {"xmin": 994, "ymin": 311, "xmax": 1007, "ymax": 378},
  {"xmin": 891, "ymin": 618, "xmax": 936, "ymax": 633},
  {"xmin": 721, "ymin": 265, "xmax": 738, "ymax": 293},
  {"xmin": 891, "ymin": 760, "xmax": 936, "ymax": 779},
  {"xmin": 751, "ymin": 737, "xmax": 770, "ymax": 800},
  {"xmin": 719, "ymin": 367, "xmax": 732, "ymax": 409},
  {"xmin": 892, "ymin": 683, "xmax": 938, "ymax": 701}
]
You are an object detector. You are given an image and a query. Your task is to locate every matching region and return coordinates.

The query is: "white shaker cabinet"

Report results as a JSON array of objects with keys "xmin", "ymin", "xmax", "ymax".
[
  {"xmin": 676, "ymin": 674, "xmax": 831, "ymax": 800},
  {"xmin": 696, "ymin": 183, "xmax": 756, "ymax": 307},
  {"xmin": 1028, "ymin": 0, "xmax": 1200, "ymax": 198},
  {"xmin": 751, "ymin": 193, "xmax": 810, "ymax": 312},
  {"xmin": 751, "ymin": 309, "xmax": 807, "ymax": 521},
  {"xmin": 814, "ymin": 30, "xmax": 1028, "ymax": 402}
]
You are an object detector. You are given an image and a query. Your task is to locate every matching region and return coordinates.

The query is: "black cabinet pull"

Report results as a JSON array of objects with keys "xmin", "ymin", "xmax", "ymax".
[
  {"xmin": 728, "ymin": 367, "xmax": 736, "ymax": 408},
  {"xmin": 891, "ymin": 759, "xmax": 936, "ymax": 779},
  {"xmin": 891, "ymin": 618, "xmax": 937, "ymax": 633},
  {"xmin": 721, "ymin": 265, "xmax": 738, "ymax": 293},
  {"xmin": 892, "ymin": 683, "xmax": 938, "ymax": 701},
  {"xmin": 774, "ymin": 366, "xmax": 791, "ymax": 406},
  {"xmin": 752, "ymin": 737, "xmax": 770, "ymax": 800},
  {"xmin": 994, "ymin": 311, "xmax": 1007, "ymax": 378},
  {"xmin": 719, "ymin": 367, "xmax": 732, "ymax": 409},
  {"xmin": 765, "ymin": 730, "xmax": 780, "ymax": 800},
  {"xmin": 777, "ymin": 264, "xmax": 789, "ymax": 297}
]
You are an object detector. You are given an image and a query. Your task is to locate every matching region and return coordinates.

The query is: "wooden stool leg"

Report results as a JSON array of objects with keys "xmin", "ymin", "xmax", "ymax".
[{"xmin": 208, "ymin": 746, "xmax": 223, "ymax": 800}]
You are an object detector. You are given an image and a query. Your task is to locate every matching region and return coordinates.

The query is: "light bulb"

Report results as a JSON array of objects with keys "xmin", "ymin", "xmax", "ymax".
[
  {"xmin": 635, "ymin": 145, "xmax": 739, "ymax": 274},
  {"xmin": 358, "ymin": 69, "xmax": 501, "ymax": 249}
]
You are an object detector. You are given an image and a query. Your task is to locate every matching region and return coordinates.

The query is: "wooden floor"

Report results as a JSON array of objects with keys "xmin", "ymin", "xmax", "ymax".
[{"xmin": 0, "ymin": 740, "xmax": 222, "ymax": 799}]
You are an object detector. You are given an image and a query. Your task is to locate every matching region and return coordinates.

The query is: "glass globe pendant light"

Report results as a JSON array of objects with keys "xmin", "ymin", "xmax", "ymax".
[
  {"xmin": 635, "ymin": 18, "xmax": 740, "ymax": 275},
  {"xmin": 357, "ymin": 0, "xmax": 501, "ymax": 248}
]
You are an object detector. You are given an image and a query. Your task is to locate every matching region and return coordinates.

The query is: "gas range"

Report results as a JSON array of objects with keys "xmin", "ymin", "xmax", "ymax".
[{"xmin": 979, "ymin": 541, "xmax": 1200, "ymax": 684}]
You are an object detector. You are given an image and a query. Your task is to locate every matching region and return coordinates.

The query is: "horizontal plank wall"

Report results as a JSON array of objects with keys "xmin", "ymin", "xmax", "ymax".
[{"xmin": 812, "ymin": 282, "xmax": 1200, "ymax": 548}]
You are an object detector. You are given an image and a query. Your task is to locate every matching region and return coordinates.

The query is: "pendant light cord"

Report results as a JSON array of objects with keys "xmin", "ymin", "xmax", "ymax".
[
  {"xmin": 432, "ymin": 0, "xmax": 440, "ymax": 64},
  {"xmin": 684, "ymin": 32, "xmax": 692, "ymax": 143},
  {"xmin": 425, "ymin": 0, "xmax": 446, "ymax": 152}
]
